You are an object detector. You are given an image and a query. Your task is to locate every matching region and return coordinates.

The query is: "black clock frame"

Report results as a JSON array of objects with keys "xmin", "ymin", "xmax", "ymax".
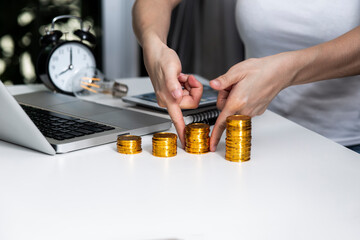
[{"xmin": 36, "ymin": 40, "xmax": 96, "ymax": 95}]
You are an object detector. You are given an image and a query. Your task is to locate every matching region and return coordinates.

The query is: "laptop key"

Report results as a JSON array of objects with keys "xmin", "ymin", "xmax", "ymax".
[
  {"xmin": 49, "ymin": 117, "xmax": 60, "ymax": 121},
  {"xmin": 60, "ymin": 129, "xmax": 71, "ymax": 133},
  {"xmin": 84, "ymin": 122, "xmax": 98, "ymax": 126},
  {"xmin": 57, "ymin": 119, "xmax": 68, "ymax": 123},
  {"xmin": 77, "ymin": 129, "xmax": 94, "ymax": 135},
  {"xmin": 100, "ymin": 126, "xmax": 115, "ymax": 130},
  {"xmin": 80, "ymin": 125, "xmax": 104, "ymax": 132},
  {"xmin": 75, "ymin": 119, "xmax": 89, "ymax": 123},
  {"xmin": 61, "ymin": 134, "xmax": 76, "ymax": 139},
  {"xmin": 53, "ymin": 136, "xmax": 65, "ymax": 140},
  {"xmin": 71, "ymin": 131, "xmax": 86, "ymax": 137}
]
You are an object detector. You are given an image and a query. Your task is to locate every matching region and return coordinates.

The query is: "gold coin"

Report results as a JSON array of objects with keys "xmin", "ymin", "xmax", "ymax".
[
  {"xmin": 225, "ymin": 115, "xmax": 252, "ymax": 162},
  {"xmin": 152, "ymin": 132, "xmax": 177, "ymax": 157},
  {"xmin": 117, "ymin": 135, "xmax": 142, "ymax": 154},
  {"xmin": 186, "ymin": 123, "xmax": 209, "ymax": 129},
  {"xmin": 185, "ymin": 123, "xmax": 210, "ymax": 154},
  {"xmin": 118, "ymin": 135, "xmax": 141, "ymax": 141},
  {"xmin": 226, "ymin": 116, "xmax": 251, "ymax": 122},
  {"xmin": 153, "ymin": 132, "xmax": 177, "ymax": 139}
]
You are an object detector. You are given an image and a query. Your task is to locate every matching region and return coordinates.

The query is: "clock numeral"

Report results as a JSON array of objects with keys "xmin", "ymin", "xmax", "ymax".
[
  {"xmin": 59, "ymin": 49, "xmax": 64, "ymax": 54},
  {"xmin": 83, "ymin": 54, "xmax": 87, "ymax": 60},
  {"xmin": 51, "ymin": 65, "xmax": 56, "ymax": 70}
]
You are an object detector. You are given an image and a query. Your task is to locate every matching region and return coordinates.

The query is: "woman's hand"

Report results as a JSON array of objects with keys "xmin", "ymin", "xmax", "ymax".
[
  {"xmin": 143, "ymin": 38, "xmax": 203, "ymax": 147},
  {"xmin": 209, "ymin": 52, "xmax": 297, "ymax": 151}
]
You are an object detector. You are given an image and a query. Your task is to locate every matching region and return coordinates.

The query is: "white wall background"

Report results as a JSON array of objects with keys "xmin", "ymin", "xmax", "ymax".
[{"xmin": 102, "ymin": 0, "xmax": 139, "ymax": 79}]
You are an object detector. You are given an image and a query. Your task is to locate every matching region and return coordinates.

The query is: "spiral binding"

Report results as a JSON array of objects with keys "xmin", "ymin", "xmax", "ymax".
[{"xmin": 189, "ymin": 109, "xmax": 220, "ymax": 125}]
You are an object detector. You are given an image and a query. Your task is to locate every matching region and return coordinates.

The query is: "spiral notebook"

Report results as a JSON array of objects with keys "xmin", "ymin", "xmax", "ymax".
[
  {"xmin": 182, "ymin": 106, "xmax": 220, "ymax": 125},
  {"xmin": 123, "ymin": 85, "xmax": 220, "ymax": 125}
]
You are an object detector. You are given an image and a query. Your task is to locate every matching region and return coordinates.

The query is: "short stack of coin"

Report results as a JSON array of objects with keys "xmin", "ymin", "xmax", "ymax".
[
  {"xmin": 185, "ymin": 123, "xmax": 210, "ymax": 154},
  {"xmin": 152, "ymin": 132, "xmax": 177, "ymax": 157},
  {"xmin": 225, "ymin": 115, "xmax": 252, "ymax": 162},
  {"xmin": 117, "ymin": 135, "xmax": 142, "ymax": 154}
]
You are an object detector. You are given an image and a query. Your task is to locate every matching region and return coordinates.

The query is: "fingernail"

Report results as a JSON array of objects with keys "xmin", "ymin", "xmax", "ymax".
[
  {"xmin": 210, "ymin": 79, "xmax": 220, "ymax": 88},
  {"xmin": 172, "ymin": 89, "xmax": 182, "ymax": 99}
]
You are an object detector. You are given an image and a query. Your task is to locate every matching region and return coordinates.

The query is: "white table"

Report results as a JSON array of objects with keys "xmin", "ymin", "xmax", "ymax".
[{"xmin": 1, "ymin": 78, "xmax": 360, "ymax": 240}]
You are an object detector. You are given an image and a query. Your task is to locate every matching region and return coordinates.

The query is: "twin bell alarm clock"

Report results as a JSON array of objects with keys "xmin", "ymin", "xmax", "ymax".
[{"xmin": 36, "ymin": 15, "xmax": 97, "ymax": 95}]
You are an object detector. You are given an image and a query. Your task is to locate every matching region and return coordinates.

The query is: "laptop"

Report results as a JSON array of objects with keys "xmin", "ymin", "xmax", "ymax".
[{"xmin": 0, "ymin": 81, "xmax": 172, "ymax": 155}]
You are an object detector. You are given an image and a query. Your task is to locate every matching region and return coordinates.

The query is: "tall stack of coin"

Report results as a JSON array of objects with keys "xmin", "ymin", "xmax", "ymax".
[
  {"xmin": 152, "ymin": 132, "xmax": 177, "ymax": 157},
  {"xmin": 117, "ymin": 135, "xmax": 142, "ymax": 154},
  {"xmin": 225, "ymin": 115, "xmax": 252, "ymax": 162},
  {"xmin": 185, "ymin": 123, "xmax": 210, "ymax": 154}
]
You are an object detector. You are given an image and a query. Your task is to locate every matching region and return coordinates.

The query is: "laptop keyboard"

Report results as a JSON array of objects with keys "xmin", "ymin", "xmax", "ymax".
[{"xmin": 21, "ymin": 104, "xmax": 115, "ymax": 141}]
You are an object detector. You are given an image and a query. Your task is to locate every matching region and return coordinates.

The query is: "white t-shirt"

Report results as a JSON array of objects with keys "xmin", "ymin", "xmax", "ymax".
[{"xmin": 235, "ymin": 0, "xmax": 360, "ymax": 146}]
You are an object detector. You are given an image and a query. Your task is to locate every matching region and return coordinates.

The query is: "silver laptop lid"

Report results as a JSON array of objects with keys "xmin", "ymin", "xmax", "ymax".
[{"xmin": 0, "ymin": 81, "xmax": 56, "ymax": 155}]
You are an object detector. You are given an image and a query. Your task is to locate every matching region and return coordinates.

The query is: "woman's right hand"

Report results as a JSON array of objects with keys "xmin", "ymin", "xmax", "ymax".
[{"xmin": 142, "ymin": 36, "xmax": 203, "ymax": 147}]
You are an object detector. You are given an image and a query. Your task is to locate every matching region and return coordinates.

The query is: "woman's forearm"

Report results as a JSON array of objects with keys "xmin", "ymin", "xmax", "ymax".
[
  {"xmin": 290, "ymin": 26, "xmax": 360, "ymax": 86},
  {"xmin": 132, "ymin": 0, "xmax": 181, "ymax": 48}
]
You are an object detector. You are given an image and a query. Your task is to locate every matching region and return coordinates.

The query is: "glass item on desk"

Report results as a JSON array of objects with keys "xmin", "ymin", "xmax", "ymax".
[
  {"xmin": 113, "ymin": 80, "xmax": 129, "ymax": 98},
  {"xmin": 72, "ymin": 67, "xmax": 128, "ymax": 99}
]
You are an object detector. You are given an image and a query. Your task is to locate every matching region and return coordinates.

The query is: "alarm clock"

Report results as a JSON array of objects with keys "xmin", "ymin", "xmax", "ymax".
[{"xmin": 36, "ymin": 15, "xmax": 97, "ymax": 95}]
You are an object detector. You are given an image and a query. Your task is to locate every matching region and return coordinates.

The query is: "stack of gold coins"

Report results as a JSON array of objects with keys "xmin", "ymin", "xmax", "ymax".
[
  {"xmin": 225, "ymin": 115, "xmax": 252, "ymax": 162},
  {"xmin": 117, "ymin": 135, "xmax": 142, "ymax": 154},
  {"xmin": 152, "ymin": 132, "xmax": 177, "ymax": 157},
  {"xmin": 185, "ymin": 123, "xmax": 210, "ymax": 154}
]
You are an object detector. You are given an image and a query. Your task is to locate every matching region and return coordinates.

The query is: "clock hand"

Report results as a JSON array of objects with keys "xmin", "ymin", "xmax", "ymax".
[
  {"xmin": 60, "ymin": 48, "xmax": 74, "ymax": 76},
  {"xmin": 70, "ymin": 47, "xmax": 73, "ymax": 65},
  {"xmin": 59, "ymin": 67, "xmax": 70, "ymax": 76}
]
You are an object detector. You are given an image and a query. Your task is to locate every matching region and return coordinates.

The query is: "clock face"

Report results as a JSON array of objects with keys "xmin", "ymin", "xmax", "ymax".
[{"xmin": 48, "ymin": 41, "xmax": 96, "ymax": 93}]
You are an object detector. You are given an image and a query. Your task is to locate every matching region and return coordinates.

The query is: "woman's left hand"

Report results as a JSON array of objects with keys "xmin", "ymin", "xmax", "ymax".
[{"xmin": 209, "ymin": 52, "xmax": 298, "ymax": 151}]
